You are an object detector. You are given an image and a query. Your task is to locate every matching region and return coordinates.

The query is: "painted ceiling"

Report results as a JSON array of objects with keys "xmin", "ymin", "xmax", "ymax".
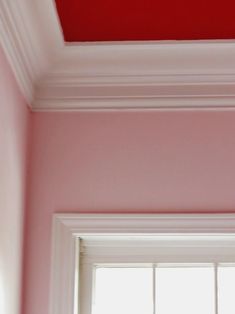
[{"xmin": 55, "ymin": 0, "xmax": 235, "ymax": 42}]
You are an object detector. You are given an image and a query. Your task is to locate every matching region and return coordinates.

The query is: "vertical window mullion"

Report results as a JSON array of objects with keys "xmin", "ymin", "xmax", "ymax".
[{"xmin": 153, "ymin": 264, "xmax": 156, "ymax": 314}]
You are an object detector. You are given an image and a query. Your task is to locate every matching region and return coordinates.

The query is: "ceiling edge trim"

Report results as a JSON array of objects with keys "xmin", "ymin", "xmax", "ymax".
[
  {"xmin": 34, "ymin": 42, "xmax": 235, "ymax": 110},
  {"xmin": 33, "ymin": 97, "xmax": 235, "ymax": 111},
  {"xmin": 0, "ymin": 0, "xmax": 63, "ymax": 106},
  {"xmin": 1, "ymin": 0, "xmax": 235, "ymax": 110}
]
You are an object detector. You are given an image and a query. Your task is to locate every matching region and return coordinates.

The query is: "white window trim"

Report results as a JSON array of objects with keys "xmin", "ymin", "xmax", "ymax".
[{"xmin": 50, "ymin": 213, "xmax": 235, "ymax": 314}]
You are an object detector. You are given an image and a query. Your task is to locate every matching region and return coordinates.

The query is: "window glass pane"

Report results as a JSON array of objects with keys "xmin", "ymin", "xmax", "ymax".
[
  {"xmin": 155, "ymin": 266, "xmax": 215, "ymax": 314},
  {"xmin": 218, "ymin": 266, "xmax": 235, "ymax": 314},
  {"xmin": 92, "ymin": 267, "xmax": 153, "ymax": 314}
]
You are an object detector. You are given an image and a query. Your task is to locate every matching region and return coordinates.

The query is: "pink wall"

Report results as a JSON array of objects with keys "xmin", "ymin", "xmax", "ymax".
[
  {"xmin": 23, "ymin": 110, "xmax": 235, "ymax": 314},
  {"xmin": 0, "ymin": 47, "xmax": 30, "ymax": 314}
]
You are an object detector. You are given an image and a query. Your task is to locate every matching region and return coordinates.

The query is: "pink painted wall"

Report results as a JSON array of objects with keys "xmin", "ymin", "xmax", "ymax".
[
  {"xmin": 23, "ymin": 110, "xmax": 235, "ymax": 314},
  {"xmin": 0, "ymin": 47, "xmax": 30, "ymax": 314}
]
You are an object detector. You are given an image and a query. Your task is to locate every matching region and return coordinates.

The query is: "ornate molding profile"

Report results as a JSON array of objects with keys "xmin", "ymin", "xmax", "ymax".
[{"xmin": 1, "ymin": 1, "xmax": 235, "ymax": 110}]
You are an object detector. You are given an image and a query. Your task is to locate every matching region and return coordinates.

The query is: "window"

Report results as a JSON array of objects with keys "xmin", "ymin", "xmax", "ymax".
[
  {"xmin": 90, "ymin": 264, "xmax": 235, "ymax": 314},
  {"xmin": 50, "ymin": 214, "xmax": 235, "ymax": 314},
  {"xmin": 79, "ymin": 235, "xmax": 235, "ymax": 314},
  {"xmin": 93, "ymin": 266, "xmax": 153, "ymax": 314}
]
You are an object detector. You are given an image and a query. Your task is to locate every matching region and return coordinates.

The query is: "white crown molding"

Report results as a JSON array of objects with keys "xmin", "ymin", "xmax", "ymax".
[
  {"xmin": 0, "ymin": 0, "xmax": 63, "ymax": 106},
  {"xmin": 34, "ymin": 41, "xmax": 235, "ymax": 110},
  {"xmin": 1, "ymin": 0, "xmax": 235, "ymax": 110},
  {"xmin": 50, "ymin": 214, "xmax": 235, "ymax": 314}
]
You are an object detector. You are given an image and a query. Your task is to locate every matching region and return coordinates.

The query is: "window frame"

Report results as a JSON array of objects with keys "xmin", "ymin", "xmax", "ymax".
[{"xmin": 50, "ymin": 214, "xmax": 235, "ymax": 314}]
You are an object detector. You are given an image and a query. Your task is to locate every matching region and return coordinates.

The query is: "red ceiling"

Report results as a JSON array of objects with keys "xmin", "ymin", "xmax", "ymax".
[{"xmin": 55, "ymin": 0, "xmax": 235, "ymax": 42}]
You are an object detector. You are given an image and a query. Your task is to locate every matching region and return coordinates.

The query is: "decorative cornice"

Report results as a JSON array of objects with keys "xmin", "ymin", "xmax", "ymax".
[
  {"xmin": 34, "ymin": 41, "xmax": 235, "ymax": 110},
  {"xmin": 0, "ymin": 0, "xmax": 63, "ymax": 106},
  {"xmin": 1, "ymin": 1, "xmax": 235, "ymax": 110}
]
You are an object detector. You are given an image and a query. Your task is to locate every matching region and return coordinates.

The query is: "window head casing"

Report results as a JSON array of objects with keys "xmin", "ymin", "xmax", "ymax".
[{"xmin": 50, "ymin": 214, "xmax": 235, "ymax": 314}]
